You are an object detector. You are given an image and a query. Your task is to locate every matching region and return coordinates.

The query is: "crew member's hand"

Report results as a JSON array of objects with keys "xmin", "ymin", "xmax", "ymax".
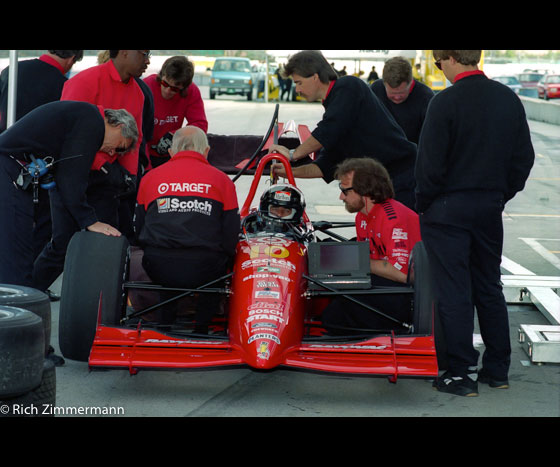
[
  {"xmin": 87, "ymin": 221, "xmax": 122, "ymax": 237},
  {"xmin": 268, "ymin": 144, "xmax": 289, "ymax": 158},
  {"xmin": 271, "ymin": 162, "xmax": 287, "ymax": 178}
]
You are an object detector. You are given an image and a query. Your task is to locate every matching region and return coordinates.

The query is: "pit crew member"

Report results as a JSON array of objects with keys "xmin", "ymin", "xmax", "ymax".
[
  {"xmin": 61, "ymin": 50, "xmax": 148, "ymax": 226},
  {"xmin": 370, "ymin": 56, "xmax": 433, "ymax": 144},
  {"xmin": 134, "ymin": 126, "xmax": 240, "ymax": 332},
  {"xmin": 0, "ymin": 50, "xmax": 83, "ymax": 300},
  {"xmin": 144, "ymin": 56, "xmax": 208, "ymax": 169},
  {"xmin": 268, "ymin": 50, "xmax": 418, "ymax": 211},
  {"xmin": 415, "ymin": 50, "xmax": 535, "ymax": 396},
  {"xmin": 0, "ymin": 101, "xmax": 137, "ymax": 289},
  {"xmin": 321, "ymin": 157, "xmax": 421, "ymax": 335}
]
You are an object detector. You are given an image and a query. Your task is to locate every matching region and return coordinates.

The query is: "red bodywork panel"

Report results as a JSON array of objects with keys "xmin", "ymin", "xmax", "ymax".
[{"xmin": 88, "ymin": 154, "xmax": 438, "ymax": 381}]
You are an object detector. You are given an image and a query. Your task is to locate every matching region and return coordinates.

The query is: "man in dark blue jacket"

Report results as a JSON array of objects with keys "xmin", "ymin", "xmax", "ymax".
[{"xmin": 415, "ymin": 50, "xmax": 535, "ymax": 397}]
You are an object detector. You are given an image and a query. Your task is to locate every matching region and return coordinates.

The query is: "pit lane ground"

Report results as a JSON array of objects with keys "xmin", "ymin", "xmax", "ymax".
[{"xmin": 46, "ymin": 97, "xmax": 559, "ymax": 417}]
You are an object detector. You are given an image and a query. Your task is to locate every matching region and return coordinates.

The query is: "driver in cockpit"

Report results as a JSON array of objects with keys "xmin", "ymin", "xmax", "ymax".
[{"xmin": 242, "ymin": 184, "xmax": 312, "ymax": 241}]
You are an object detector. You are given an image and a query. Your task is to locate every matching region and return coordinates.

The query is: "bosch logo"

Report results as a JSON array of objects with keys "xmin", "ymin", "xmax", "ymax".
[{"xmin": 158, "ymin": 183, "xmax": 169, "ymax": 194}]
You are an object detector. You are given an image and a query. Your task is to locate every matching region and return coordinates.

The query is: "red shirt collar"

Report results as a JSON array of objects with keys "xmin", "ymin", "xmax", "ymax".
[
  {"xmin": 39, "ymin": 54, "xmax": 66, "ymax": 75},
  {"xmin": 454, "ymin": 70, "xmax": 485, "ymax": 84},
  {"xmin": 323, "ymin": 80, "xmax": 336, "ymax": 102}
]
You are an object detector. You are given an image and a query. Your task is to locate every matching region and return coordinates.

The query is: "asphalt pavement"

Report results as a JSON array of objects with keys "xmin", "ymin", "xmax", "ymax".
[{"xmin": 46, "ymin": 96, "xmax": 560, "ymax": 417}]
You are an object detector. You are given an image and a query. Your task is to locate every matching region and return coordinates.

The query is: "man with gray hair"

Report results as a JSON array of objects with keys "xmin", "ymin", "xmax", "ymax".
[
  {"xmin": 0, "ymin": 100, "xmax": 137, "ymax": 290},
  {"xmin": 135, "ymin": 126, "xmax": 240, "ymax": 333}
]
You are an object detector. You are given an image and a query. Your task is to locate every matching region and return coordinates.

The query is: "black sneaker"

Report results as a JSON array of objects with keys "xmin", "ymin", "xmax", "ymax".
[
  {"xmin": 478, "ymin": 369, "xmax": 509, "ymax": 389},
  {"xmin": 432, "ymin": 371, "xmax": 479, "ymax": 397}
]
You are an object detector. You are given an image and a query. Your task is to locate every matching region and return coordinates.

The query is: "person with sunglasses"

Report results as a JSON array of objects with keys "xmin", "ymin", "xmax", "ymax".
[
  {"xmin": 321, "ymin": 157, "xmax": 421, "ymax": 335},
  {"xmin": 415, "ymin": 50, "xmax": 535, "ymax": 396},
  {"xmin": 143, "ymin": 56, "xmax": 208, "ymax": 169}
]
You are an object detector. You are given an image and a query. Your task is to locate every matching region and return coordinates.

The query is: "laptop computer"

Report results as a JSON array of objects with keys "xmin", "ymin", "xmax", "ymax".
[{"xmin": 307, "ymin": 241, "xmax": 371, "ymax": 290}]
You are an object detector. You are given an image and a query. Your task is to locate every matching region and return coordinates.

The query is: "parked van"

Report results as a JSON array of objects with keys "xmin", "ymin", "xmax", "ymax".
[{"xmin": 210, "ymin": 57, "xmax": 253, "ymax": 100}]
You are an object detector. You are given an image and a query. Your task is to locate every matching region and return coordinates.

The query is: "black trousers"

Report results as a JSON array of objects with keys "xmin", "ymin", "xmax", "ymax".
[
  {"xmin": 0, "ymin": 157, "xmax": 34, "ymax": 287},
  {"xmin": 420, "ymin": 191, "xmax": 510, "ymax": 380},
  {"xmin": 142, "ymin": 247, "xmax": 229, "ymax": 327}
]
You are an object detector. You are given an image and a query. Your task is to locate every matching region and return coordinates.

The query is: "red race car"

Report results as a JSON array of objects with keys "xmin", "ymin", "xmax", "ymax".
[{"xmin": 58, "ymin": 116, "xmax": 442, "ymax": 384}]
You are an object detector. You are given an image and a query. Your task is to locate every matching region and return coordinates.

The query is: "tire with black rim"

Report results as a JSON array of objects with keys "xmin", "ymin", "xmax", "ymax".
[
  {"xmin": 0, "ymin": 285, "xmax": 51, "ymax": 356},
  {"xmin": 59, "ymin": 231, "xmax": 129, "ymax": 362},
  {"xmin": 0, "ymin": 306, "xmax": 45, "ymax": 399}
]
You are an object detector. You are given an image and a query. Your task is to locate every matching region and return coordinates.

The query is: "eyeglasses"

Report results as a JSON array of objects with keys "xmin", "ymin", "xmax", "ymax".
[
  {"xmin": 161, "ymin": 79, "xmax": 185, "ymax": 93},
  {"xmin": 338, "ymin": 183, "xmax": 354, "ymax": 196}
]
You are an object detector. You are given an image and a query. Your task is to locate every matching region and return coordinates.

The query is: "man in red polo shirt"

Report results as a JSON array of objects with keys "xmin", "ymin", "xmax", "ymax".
[
  {"xmin": 321, "ymin": 157, "xmax": 421, "ymax": 335},
  {"xmin": 61, "ymin": 50, "xmax": 148, "ymax": 225}
]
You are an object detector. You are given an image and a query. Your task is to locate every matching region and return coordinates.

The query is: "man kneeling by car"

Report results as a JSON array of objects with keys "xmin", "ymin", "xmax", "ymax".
[
  {"xmin": 134, "ymin": 126, "xmax": 240, "ymax": 333},
  {"xmin": 321, "ymin": 158, "xmax": 421, "ymax": 335}
]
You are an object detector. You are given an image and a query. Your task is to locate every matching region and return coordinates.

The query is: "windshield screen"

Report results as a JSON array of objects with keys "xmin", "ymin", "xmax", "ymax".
[{"xmin": 214, "ymin": 60, "xmax": 251, "ymax": 73}]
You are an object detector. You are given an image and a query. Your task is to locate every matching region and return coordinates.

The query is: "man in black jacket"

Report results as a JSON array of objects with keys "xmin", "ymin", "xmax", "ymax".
[
  {"xmin": 370, "ymin": 56, "xmax": 433, "ymax": 145},
  {"xmin": 0, "ymin": 50, "xmax": 83, "ymax": 277},
  {"xmin": 269, "ymin": 50, "xmax": 418, "ymax": 211},
  {"xmin": 415, "ymin": 50, "xmax": 535, "ymax": 397},
  {"xmin": 0, "ymin": 101, "xmax": 137, "ymax": 289}
]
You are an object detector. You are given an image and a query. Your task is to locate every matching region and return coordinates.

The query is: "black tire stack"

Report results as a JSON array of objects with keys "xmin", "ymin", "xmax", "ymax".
[{"xmin": 0, "ymin": 286, "xmax": 55, "ymax": 417}]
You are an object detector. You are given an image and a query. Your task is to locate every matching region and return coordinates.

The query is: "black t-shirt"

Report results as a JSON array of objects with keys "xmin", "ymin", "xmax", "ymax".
[
  {"xmin": 370, "ymin": 79, "xmax": 434, "ymax": 144},
  {"xmin": 311, "ymin": 76, "xmax": 417, "ymax": 186}
]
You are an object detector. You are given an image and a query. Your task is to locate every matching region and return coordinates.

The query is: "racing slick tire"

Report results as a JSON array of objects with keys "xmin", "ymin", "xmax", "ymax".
[
  {"xmin": 0, "ymin": 358, "xmax": 56, "ymax": 417},
  {"xmin": 0, "ymin": 284, "xmax": 51, "ymax": 356},
  {"xmin": 408, "ymin": 241, "xmax": 448, "ymax": 368},
  {"xmin": 0, "ymin": 306, "xmax": 45, "ymax": 399},
  {"xmin": 59, "ymin": 231, "xmax": 129, "ymax": 362}
]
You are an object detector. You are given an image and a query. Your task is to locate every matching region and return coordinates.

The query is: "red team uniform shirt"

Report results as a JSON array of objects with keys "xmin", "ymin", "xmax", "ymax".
[
  {"xmin": 355, "ymin": 199, "xmax": 421, "ymax": 277},
  {"xmin": 143, "ymin": 74, "xmax": 208, "ymax": 161},
  {"xmin": 61, "ymin": 60, "xmax": 144, "ymax": 175}
]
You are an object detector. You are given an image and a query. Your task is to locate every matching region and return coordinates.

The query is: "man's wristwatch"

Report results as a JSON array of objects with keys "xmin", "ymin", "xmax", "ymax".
[{"xmin": 289, "ymin": 149, "xmax": 295, "ymax": 162}]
